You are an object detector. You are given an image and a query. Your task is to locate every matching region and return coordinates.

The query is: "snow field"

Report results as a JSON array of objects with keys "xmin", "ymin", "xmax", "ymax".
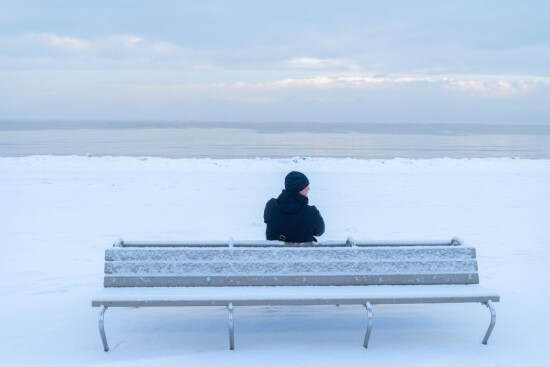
[{"xmin": 0, "ymin": 156, "xmax": 549, "ymax": 366}]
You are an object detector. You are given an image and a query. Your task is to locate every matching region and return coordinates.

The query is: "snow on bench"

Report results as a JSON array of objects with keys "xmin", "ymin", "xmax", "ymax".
[{"xmin": 91, "ymin": 237, "xmax": 499, "ymax": 351}]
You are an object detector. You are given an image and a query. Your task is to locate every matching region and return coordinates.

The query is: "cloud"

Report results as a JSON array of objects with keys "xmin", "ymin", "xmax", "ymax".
[
  {"xmin": 284, "ymin": 57, "xmax": 360, "ymax": 71},
  {"xmin": 102, "ymin": 73, "xmax": 548, "ymax": 105},
  {"xmin": 1, "ymin": 33, "xmax": 182, "ymax": 58},
  {"xmin": 1, "ymin": 32, "xmax": 549, "ymax": 112},
  {"xmin": 444, "ymin": 78, "xmax": 535, "ymax": 96},
  {"xmin": 225, "ymin": 75, "xmax": 437, "ymax": 91},
  {"xmin": 152, "ymin": 41, "xmax": 179, "ymax": 53},
  {"xmin": 233, "ymin": 76, "xmax": 333, "ymax": 90},
  {"xmin": 224, "ymin": 74, "xmax": 541, "ymax": 96},
  {"xmin": 336, "ymin": 75, "xmax": 391, "ymax": 85},
  {"xmin": 29, "ymin": 33, "xmax": 91, "ymax": 52},
  {"xmin": 104, "ymin": 35, "xmax": 143, "ymax": 47}
]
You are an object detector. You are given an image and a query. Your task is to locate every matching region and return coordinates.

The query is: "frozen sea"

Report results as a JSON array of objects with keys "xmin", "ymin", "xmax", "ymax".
[{"xmin": 1, "ymin": 120, "xmax": 549, "ymax": 158}]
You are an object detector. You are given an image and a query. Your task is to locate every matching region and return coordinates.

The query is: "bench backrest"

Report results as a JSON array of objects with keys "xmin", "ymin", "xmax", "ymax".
[{"xmin": 104, "ymin": 241, "xmax": 479, "ymax": 287}]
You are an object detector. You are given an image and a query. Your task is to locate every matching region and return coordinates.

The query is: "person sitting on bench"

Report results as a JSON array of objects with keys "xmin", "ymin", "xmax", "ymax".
[{"xmin": 264, "ymin": 171, "xmax": 325, "ymax": 242}]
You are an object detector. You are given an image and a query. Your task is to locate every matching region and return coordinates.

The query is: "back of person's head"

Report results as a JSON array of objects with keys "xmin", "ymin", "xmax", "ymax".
[{"xmin": 285, "ymin": 171, "xmax": 309, "ymax": 192}]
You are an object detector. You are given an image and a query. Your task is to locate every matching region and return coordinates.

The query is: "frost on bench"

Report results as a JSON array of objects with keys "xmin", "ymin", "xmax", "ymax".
[{"xmin": 103, "ymin": 246, "xmax": 479, "ymax": 287}]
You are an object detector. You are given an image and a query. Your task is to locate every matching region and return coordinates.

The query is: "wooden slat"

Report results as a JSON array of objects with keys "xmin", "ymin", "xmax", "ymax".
[
  {"xmin": 104, "ymin": 273, "xmax": 479, "ymax": 287},
  {"xmin": 104, "ymin": 260, "xmax": 478, "ymax": 275},
  {"xmin": 105, "ymin": 247, "xmax": 476, "ymax": 262}
]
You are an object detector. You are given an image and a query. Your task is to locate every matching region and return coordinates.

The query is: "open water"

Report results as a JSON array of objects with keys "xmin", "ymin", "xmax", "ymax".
[{"xmin": 1, "ymin": 121, "xmax": 549, "ymax": 158}]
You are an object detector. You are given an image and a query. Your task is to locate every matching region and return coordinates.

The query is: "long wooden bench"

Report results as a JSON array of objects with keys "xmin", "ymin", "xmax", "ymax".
[{"xmin": 91, "ymin": 237, "xmax": 499, "ymax": 351}]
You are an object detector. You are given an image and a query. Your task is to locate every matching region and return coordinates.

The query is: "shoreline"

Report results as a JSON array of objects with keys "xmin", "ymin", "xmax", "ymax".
[{"xmin": 2, "ymin": 154, "xmax": 548, "ymax": 160}]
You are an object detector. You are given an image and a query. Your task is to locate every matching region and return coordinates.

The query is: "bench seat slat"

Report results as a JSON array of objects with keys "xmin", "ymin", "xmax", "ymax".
[
  {"xmin": 105, "ymin": 247, "xmax": 476, "ymax": 262},
  {"xmin": 105, "ymin": 260, "xmax": 478, "ymax": 275},
  {"xmin": 104, "ymin": 273, "xmax": 479, "ymax": 287},
  {"xmin": 92, "ymin": 284, "xmax": 499, "ymax": 307}
]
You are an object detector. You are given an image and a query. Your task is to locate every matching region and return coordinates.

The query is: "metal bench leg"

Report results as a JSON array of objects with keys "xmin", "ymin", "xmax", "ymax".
[
  {"xmin": 99, "ymin": 305, "xmax": 109, "ymax": 352},
  {"xmin": 482, "ymin": 300, "xmax": 496, "ymax": 345},
  {"xmin": 228, "ymin": 303, "xmax": 235, "ymax": 350},
  {"xmin": 363, "ymin": 301, "xmax": 373, "ymax": 348}
]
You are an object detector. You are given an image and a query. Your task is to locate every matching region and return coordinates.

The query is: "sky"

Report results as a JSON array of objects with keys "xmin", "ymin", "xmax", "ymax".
[{"xmin": 0, "ymin": 0, "xmax": 549, "ymax": 124}]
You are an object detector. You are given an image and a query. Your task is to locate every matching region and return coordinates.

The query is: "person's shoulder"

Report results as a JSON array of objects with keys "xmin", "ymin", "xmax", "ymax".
[
  {"xmin": 265, "ymin": 198, "xmax": 277, "ymax": 207},
  {"xmin": 307, "ymin": 205, "xmax": 321, "ymax": 214}
]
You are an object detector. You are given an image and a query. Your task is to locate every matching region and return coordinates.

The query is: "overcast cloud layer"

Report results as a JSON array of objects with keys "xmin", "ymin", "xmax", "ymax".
[{"xmin": 1, "ymin": 0, "xmax": 549, "ymax": 123}]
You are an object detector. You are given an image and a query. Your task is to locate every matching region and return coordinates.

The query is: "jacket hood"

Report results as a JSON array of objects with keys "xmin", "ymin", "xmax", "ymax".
[{"xmin": 275, "ymin": 190, "xmax": 309, "ymax": 214}]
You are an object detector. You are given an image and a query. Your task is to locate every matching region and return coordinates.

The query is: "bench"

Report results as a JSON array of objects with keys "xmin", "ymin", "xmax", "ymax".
[{"xmin": 91, "ymin": 237, "xmax": 499, "ymax": 351}]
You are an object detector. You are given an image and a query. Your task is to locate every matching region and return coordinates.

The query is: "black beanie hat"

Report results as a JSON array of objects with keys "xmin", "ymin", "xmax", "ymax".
[{"xmin": 285, "ymin": 171, "xmax": 309, "ymax": 192}]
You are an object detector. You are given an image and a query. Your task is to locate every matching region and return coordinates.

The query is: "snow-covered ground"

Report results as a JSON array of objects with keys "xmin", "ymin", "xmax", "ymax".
[{"xmin": 1, "ymin": 156, "xmax": 549, "ymax": 366}]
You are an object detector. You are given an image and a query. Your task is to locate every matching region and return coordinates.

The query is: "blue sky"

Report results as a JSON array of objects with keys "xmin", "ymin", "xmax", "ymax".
[{"xmin": 1, "ymin": 0, "xmax": 549, "ymax": 123}]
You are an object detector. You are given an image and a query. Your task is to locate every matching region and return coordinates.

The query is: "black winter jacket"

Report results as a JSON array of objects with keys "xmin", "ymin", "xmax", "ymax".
[{"xmin": 264, "ymin": 190, "xmax": 325, "ymax": 243}]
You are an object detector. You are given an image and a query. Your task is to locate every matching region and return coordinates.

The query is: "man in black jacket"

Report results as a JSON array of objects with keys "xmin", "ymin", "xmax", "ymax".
[{"xmin": 264, "ymin": 171, "xmax": 325, "ymax": 243}]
